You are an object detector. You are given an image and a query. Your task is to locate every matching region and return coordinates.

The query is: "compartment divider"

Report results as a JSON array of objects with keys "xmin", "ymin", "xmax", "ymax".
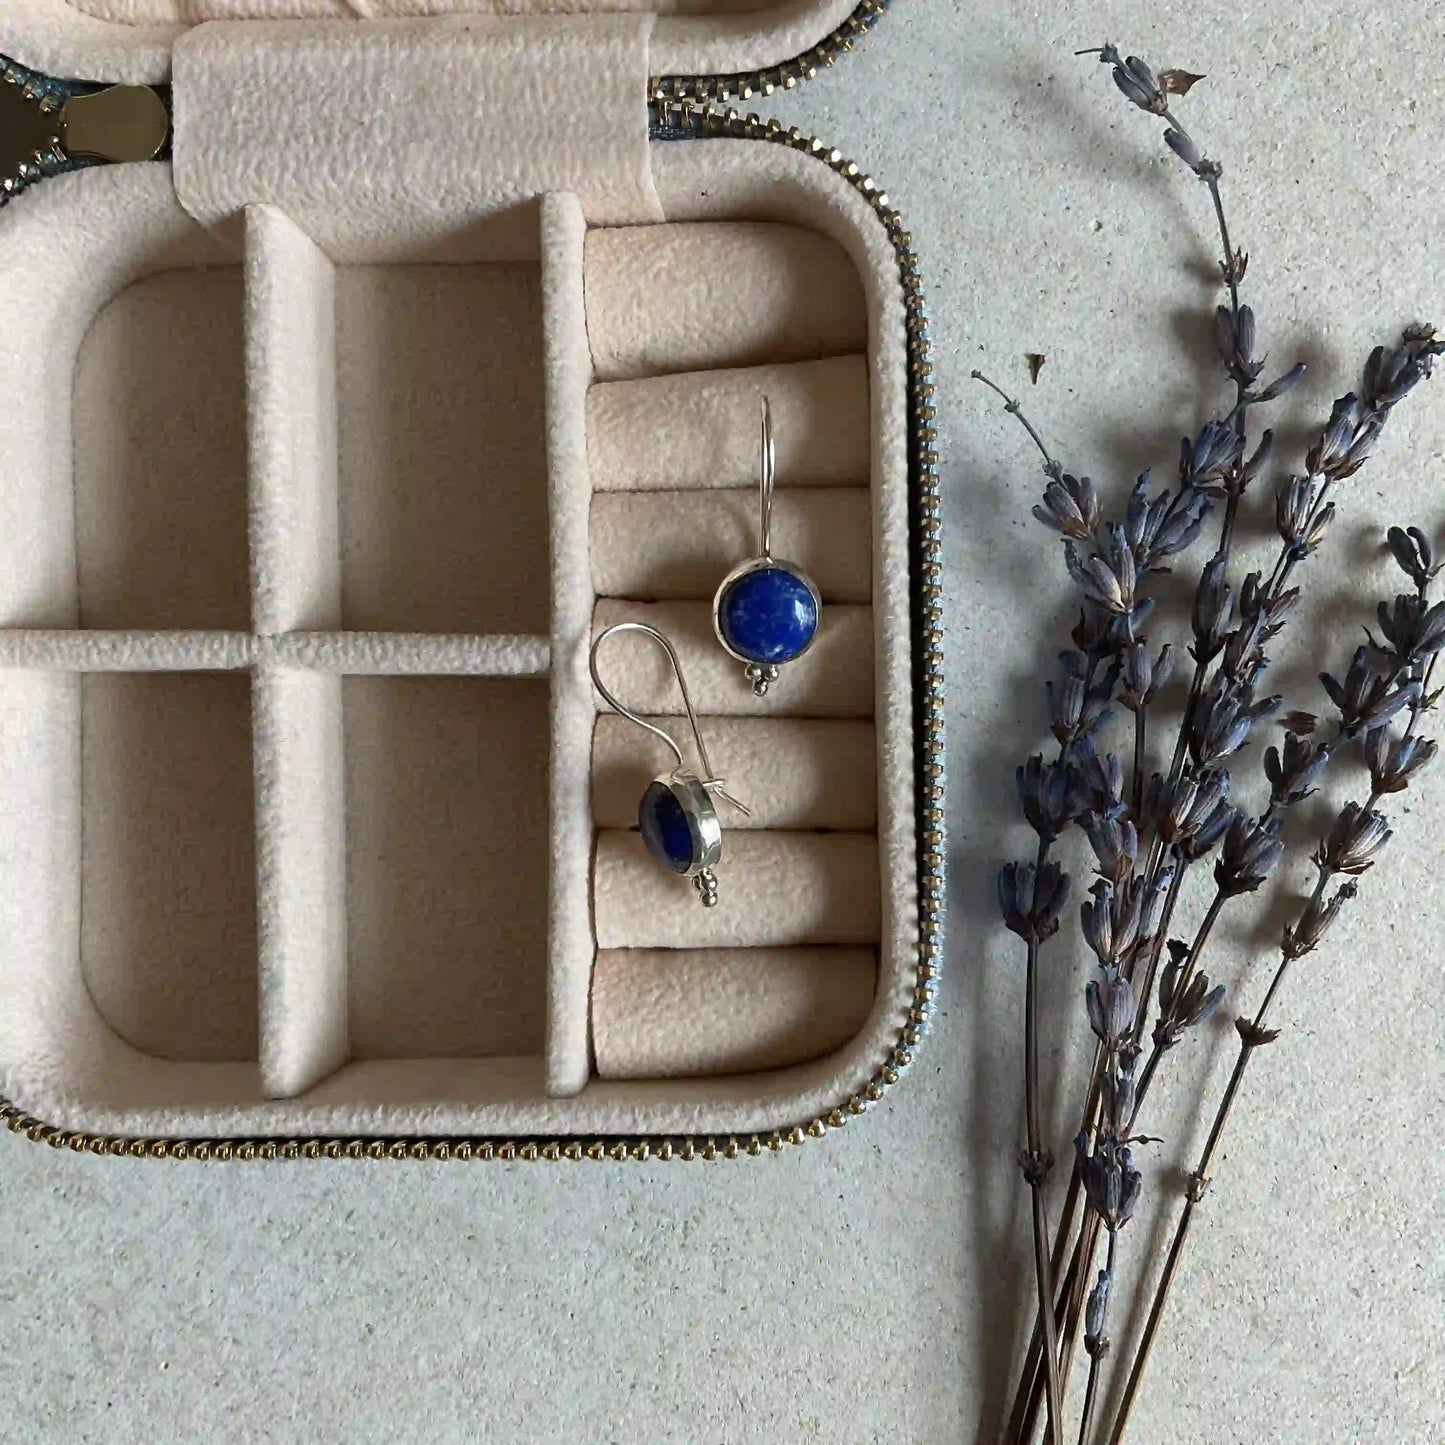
[
  {"xmin": 540, "ymin": 193, "xmax": 596, "ymax": 1098},
  {"xmin": 0, "ymin": 630, "xmax": 254, "ymax": 672},
  {"xmin": 253, "ymin": 663, "xmax": 349, "ymax": 1099},
  {"xmin": 244, "ymin": 204, "xmax": 341, "ymax": 636},
  {"xmin": 270, "ymin": 632, "xmax": 550, "ymax": 676}
]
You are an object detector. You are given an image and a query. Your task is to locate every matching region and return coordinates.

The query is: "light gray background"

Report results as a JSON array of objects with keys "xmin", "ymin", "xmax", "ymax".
[{"xmin": 4, "ymin": 2, "xmax": 1444, "ymax": 1440}]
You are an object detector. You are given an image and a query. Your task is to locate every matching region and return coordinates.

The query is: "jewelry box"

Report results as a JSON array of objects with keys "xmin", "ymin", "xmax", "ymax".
[{"xmin": 0, "ymin": 0, "xmax": 943, "ymax": 1160}]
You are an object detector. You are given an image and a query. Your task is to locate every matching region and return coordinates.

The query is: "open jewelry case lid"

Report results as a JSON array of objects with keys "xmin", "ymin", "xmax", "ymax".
[{"xmin": 0, "ymin": 0, "xmax": 944, "ymax": 1160}]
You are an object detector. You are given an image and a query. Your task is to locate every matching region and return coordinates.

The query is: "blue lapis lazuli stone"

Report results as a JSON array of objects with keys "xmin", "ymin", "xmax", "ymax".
[
  {"xmin": 718, "ymin": 565, "xmax": 818, "ymax": 665},
  {"xmin": 639, "ymin": 781, "xmax": 695, "ymax": 873}
]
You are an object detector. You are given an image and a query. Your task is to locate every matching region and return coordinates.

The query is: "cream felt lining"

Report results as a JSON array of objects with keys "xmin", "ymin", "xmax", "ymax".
[
  {"xmin": 0, "ymin": 132, "xmax": 913, "ymax": 1137},
  {"xmin": 0, "ymin": 0, "xmax": 865, "ymax": 89}
]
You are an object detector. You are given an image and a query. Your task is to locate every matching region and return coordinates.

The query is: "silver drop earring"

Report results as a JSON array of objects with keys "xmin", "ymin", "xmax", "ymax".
[
  {"xmin": 712, "ymin": 396, "xmax": 823, "ymax": 696},
  {"xmin": 590, "ymin": 621, "xmax": 750, "ymax": 907}
]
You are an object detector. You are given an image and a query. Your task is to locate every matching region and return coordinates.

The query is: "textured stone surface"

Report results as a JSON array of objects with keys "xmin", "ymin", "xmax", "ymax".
[
  {"xmin": 2, "ymin": 3, "xmax": 1444, "ymax": 1442},
  {"xmin": 717, "ymin": 564, "xmax": 820, "ymax": 665}
]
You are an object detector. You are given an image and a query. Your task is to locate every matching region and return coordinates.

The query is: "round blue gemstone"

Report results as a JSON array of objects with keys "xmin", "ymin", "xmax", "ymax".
[
  {"xmin": 718, "ymin": 565, "xmax": 818, "ymax": 665},
  {"xmin": 639, "ymin": 781, "xmax": 695, "ymax": 873}
]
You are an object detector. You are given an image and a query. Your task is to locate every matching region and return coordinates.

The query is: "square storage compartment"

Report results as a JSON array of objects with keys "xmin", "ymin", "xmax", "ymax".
[
  {"xmin": 73, "ymin": 268, "xmax": 250, "ymax": 632},
  {"xmin": 335, "ymin": 263, "xmax": 550, "ymax": 636},
  {"xmin": 80, "ymin": 672, "xmax": 259, "ymax": 1062},
  {"xmin": 0, "ymin": 664, "xmax": 262, "ymax": 1122},
  {"xmin": 343, "ymin": 675, "xmax": 551, "ymax": 1059}
]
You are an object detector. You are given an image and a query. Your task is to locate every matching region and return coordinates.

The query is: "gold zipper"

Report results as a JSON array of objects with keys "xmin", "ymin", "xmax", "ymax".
[
  {"xmin": 649, "ymin": 0, "xmax": 891, "ymax": 105},
  {"xmin": 1, "ymin": 81, "xmax": 943, "ymax": 1166}
]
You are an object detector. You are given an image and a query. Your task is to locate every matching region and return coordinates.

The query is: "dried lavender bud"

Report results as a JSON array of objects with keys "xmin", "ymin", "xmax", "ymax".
[
  {"xmin": 1282, "ymin": 879, "xmax": 1359, "ymax": 960},
  {"xmin": 1220, "ymin": 611, "xmax": 1267, "ymax": 681},
  {"xmin": 1101, "ymin": 1057, "xmax": 1138, "ymax": 1134},
  {"xmin": 1084, "ymin": 1268, "xmax": 1113, "ymax": 1352},
  {"xmin": 1083, "ymin": 873, "xmax": 1168, "ymax": 963},
  {"xmin": 1386, "ymin": 525, "xmax": 1440, "ymax": 592},
  {"xmin": 1076, "ymin": 1137, "xmax": 1142, "ymax": 1231},
  {"xmin": 1189, "ymin": 677, "xmax": 1281, "ymax": 767},
  {"xmin": 1075, "ymin": 739, "xmax": 1127, "ymax": 818},
  {"xmin": 1237, "ymin": 573, "xmax": 1298, "ymax": 646},
  {"xmin": 1121, "ymin": 641, "xmax": 1175, "ymax": 710},
  {"xmin": 1264, "ymin": 732, "xmax": 1330, "ymax": 806},
  {"xmin": 1316, "ymin": 802, "xmax": 1392, "ymax": 875},
  {"xmin": 1086, "ymin": 969, "xmax": 1137, "ymax": 1046},
  {"xmin": 1362, "ymin": 324, "xmax": 1445, "ymax": 413},
  {"xmin": 1191, "ymin": 554, "xmax": 1235, "ymax": 662},
  {"xmin": 1150, "ymin": 768, "xmax": 1231, "ymax": 848},
  {"xmin": 1155, "ymin": 950, "xmax": 1226, "ymax": 1047},
  {"xmin": 1373, "ymin": 594, "xmax": 1445, "ymax": 663},
  {"xmin": 1106, "ymin": 50, "xmax": 1167, "ymax": 114},
  {"xmin": 1129, "ymin": 485, "xmax": 1211, "ymax": 571},
  {"xmin": 1139, "ymin": 864, "xmax": 1176, "ymax": 940},
  {"xmin": 1180, "ymin": 419, "xmax": 1245, "ymax": 492},
  {"xmin": 1320, "ymin": 646, "xmax": 1421, "ymax": 732},
  {"xmin": 1275, "ymin": 474, "xmax": 1334, "ymax": 556},
  {"xmin": 1281, "ymin": 709, "xmax": 1319, "ymax": 734},
  {"xmin": 1164, "ymin": 126, "xmax": 1208, "ymax": 174},
  {"xmin": 1083, "ymin": 813, "xmax": 1139, "ymax": 884},
  {"xmin": 1065, "ymin": 527, "xmax": 1137, "ymax": 615},
  {"xmin": 1243, "ymin": 429, "xmax": 1275, "ymax": 481},
  {"xmin": 1034, "ymin": 472, "xmax": 1100, "ymax": 539},
  {"xmin": 999, "ymin": 860, "xmax": 1070, "ymax": 941},
  {"xmin": 1308, "ymin": 394, "xmax": 1380, "ymax": 480},
  {"xmin": 1045, "ymin": 650, "xmax": 1087, "ymax": 742},
  {"xmin": 1176, "ymin": 798, "xmax": 1239, "ymax": 862},
  {"xmin": 1216, "ymin": 304, "xmax": 1262, "ymax": 386},
  {"xmin": 1082, "ymin": 880, "xmax": 1127, "ymax": 966},
  {"xmin": 1215, "ymin": 814, "xmax": 1285, "ymax": 896},
  {"xmin": 1017, "ymin": 754, "xmax": 1078, "ymax": 840},
  {"xmin": 1366, "ymin": 727, "xmax": 1438, "ymax": 794},
  {"xmin": 1254, "ymin": 362, "xmax": 1308, "ymax": 402}
]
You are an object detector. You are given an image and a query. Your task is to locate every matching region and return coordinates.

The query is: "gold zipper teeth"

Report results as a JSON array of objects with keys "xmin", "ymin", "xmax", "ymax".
[
  {"xmin": 0, "ymin": 101, "xmax": 944, "ymax": 1164},
  {"xmin": 649, "ymin": 0, "xmax": 889, "ymax": 104}
]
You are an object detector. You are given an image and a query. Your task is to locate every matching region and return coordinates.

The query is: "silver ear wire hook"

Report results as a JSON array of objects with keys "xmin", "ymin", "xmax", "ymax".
[
  {"xmin": 590, "ymin": 622, "xmax": 750, "ymax": 906},
  {"xmin": 758, "ymin": 395, "xmax": 775, "ymax": 562},
  {"xmin": 589, "ymin": 622, "xmax": 749, "ymax": 816},
  {"xmin": 712, "ymin": 394, "xmax": 822, "ymax": 696}
]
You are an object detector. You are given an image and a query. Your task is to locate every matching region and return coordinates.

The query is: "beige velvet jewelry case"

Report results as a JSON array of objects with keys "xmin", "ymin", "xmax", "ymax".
[{"xmin": 0, "ymin": 0, "xmax": 943, "ymax": 1159}]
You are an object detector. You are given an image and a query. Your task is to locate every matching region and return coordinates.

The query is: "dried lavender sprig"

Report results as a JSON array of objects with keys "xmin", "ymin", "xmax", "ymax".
[
  {"xmin": 1016, "ymin": 51, "xmax": 1441, "ymax": 1441},
  {"xmin": 1016, "ymin": 336, "xmax": 1437, "ymax": 1445},
  {"xmin": 1083, "ymin": 43, "xmax": 1307, "ymax": 560},
  {"xmin": 1091, "ymin": 547, "xmax": 1439, "ymax": 1426},
  {"xmin": 979, "ymin": 370, "xmax": 1090, "ymax": 1445},
  {"xmin": 1057, "ymin": 542, "xmax": 1439, "ymax": 1445},
  {"xmin": 979, "ymin": 370, "xmax": 1215, "ymax": 1445},
  {"xmin": 1104, "ymin": 550, "xmax": 1441, "ymax": 1445},
  {"xmin": 1130, "ymin": 334, "xmax": 1442, "ymax": 1051}
]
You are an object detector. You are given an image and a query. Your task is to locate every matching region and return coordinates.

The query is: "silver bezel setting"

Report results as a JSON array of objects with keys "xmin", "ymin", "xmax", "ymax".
[{"xmin": 654, "ymin": 770, "xmax": 723, "ymax": 878}]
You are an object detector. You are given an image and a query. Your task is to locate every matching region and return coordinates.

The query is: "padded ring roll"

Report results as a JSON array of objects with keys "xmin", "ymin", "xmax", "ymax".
[
  {"xmin": 584, "ymin": 223, "xmax": 868, "ymax": 381},
  {"xmin": 592, "ymin": 947, "xmax": 877, "ymax": 1080},
  {"xmin": 593, "ymin": 830, "xmax": 881, "ymax": 949}
]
